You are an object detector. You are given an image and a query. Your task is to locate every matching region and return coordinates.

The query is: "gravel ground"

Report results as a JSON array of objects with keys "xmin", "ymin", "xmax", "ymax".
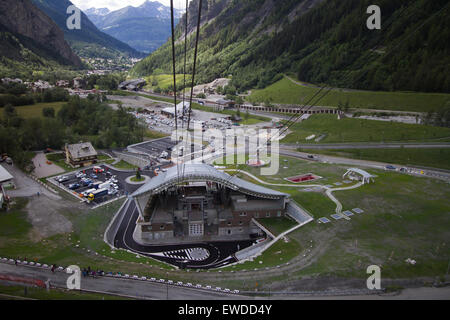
[{"xmin": 31, "ymin": 152, "xmax": 64, "ymax": 178}]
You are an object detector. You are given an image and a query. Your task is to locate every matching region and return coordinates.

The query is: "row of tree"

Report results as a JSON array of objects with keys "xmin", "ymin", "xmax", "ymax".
[{"xmin": 1, "ymin": 94, "xmax": 145, "ymax": 170}]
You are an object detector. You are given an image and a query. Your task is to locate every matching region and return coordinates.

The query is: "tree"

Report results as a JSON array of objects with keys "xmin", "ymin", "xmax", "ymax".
[
  {"xmin": 42, "ymin": 107, "xmax": 55, "ymax": 118},
  {"xmin": 136, "ymin": 169, "xmax": 142, "ymax": 180}
]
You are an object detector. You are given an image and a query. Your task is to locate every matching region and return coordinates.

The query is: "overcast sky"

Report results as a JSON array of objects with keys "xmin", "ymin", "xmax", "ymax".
[{"xmin": 71, "ymin": 0, "xmax": 189, "ymax": 11}]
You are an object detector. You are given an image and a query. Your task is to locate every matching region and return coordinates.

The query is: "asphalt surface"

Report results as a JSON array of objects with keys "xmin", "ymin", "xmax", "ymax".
[
  {"xmin": 53, "ymin": 165, "xmax": 156, "ymax": 206},
  {"xmin": 282, "ymin": 142, "xmax": 450, "ymax": 150},
  {"xmin": 279, "ymin": 148, "xmax": 450, "ymax": 181},
  {"xmin": 0, "ymin": 262, "xmax": 244, "ymax": 300},
  {"xmin": 113, "ymin": 200, "xmax": 254, "ymax": 269}
]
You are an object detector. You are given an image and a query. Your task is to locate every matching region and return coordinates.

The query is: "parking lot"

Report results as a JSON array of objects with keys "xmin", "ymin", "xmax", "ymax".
[
  {"xmin": 128, "ymin": 137, "xmax": 177, "ymax": 160},
  {"xmin": 51, "ymin": 165, "xmax": 155, "ymax": 207}
]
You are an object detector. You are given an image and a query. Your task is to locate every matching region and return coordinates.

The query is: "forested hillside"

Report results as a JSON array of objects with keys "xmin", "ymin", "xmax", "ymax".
[
  {"xmin": 0, "ymin": 0, "xmax": 82, "ymax": 79},
  {"xmin": 131, "ymin": 0, "xmax": 450, "ymax": 93}
]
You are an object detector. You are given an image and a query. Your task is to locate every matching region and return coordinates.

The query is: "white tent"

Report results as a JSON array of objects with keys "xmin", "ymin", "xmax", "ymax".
[
  {"xmin": 0, "ymin": 165, "xmax": 13, "ymax": 183},
  {"xmin": 343, "ymin": 168, "xmax": 375, "ymax": 184}
]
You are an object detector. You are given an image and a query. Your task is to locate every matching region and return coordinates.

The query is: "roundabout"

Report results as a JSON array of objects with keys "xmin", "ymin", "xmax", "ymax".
[{"xmin": 125, "ymin": 175, "xmax": 151, "ymax": 185}]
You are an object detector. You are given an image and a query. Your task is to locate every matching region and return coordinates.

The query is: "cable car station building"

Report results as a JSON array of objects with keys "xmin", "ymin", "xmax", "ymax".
[{"xmin": 131, "ymin": 164, "xmax": 289, "ymax": 242}]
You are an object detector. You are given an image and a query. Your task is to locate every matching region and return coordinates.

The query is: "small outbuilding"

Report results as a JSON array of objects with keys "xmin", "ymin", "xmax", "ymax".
[{"xmin": 343, "ymin": 168, "xmax": 375, "ymax": 184}]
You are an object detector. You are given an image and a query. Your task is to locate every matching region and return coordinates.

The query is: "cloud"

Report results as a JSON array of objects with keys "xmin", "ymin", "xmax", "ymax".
[{"xmin": 71, "ymin": 0, "xmax": 188, "ymax": 11}]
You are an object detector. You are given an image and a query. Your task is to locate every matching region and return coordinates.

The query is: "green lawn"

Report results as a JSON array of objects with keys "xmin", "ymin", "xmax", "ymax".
[
  {"xmin": 112, "ymin": 160, "xmax": 138, "ymax": 170},
  {"xmin": 301, "ymin": 148, "xmax": 450, "ymax": 171},
  {"xmin": 293, "ymin": 170, "xmax": 450, "ymax": 279},
  {"xmin": 144, "ymin": 74, "xmax": 192, "ymax": 92},
  {"xmin": 0, "ymin": 102, "xmax": 65, "ymax": 119},
  {"xmin": 145, "ymin": 129, "xmax": 169, "ymax": 140},
  {"xmin": 0, "ymin": 198, "xmax": 173, "ymax": 273},
  {"xmin": 225, "ymin": 154, "xmax": 450, "ymax": 280},
  {"xmin": 249, "ymin": 76, "xmax": 450, "ymax": 113},
  {"xmin": 221, "ymin": 237, "xmax": 302, "ymax": 271},
  {"xmin": 257, "ymin": 217, "xmax": 298, "ymax": 236},
  {"xmin": 45, "ymin": 153, "xmax": 73, "ymax": 172},
  {"xmin": 281, "ymin": 114, "xmax": 450, "ymax": 144}
]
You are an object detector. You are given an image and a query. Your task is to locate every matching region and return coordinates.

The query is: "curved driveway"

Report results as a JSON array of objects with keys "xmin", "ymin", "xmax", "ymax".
[{"xmin": 113, "ymin": 199, "xmax": 253, "ymax": 269}]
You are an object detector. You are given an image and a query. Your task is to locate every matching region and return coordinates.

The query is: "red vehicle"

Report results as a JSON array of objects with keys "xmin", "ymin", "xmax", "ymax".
[{"xmin": 93, "ymin": 166, "xmax": 104, "ymax": 174}]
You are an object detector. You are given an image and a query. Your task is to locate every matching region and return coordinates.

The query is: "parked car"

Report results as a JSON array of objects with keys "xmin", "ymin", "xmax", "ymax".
[
  {"xmin": 76, "ymin": 172, "xmax": 86, "ymax": 179},
  {"xmin": 93, "ymin": 166, "xmax": 104, "ymax": 174},
  {"xmin": 68, "ymin": 183, "xmax": 80, "ymax": 190},
  {"xmin": 81, "ymin": 179, "xmax": 93, "ymax": 186},
  {"xmin": 57, "ymin": 176, "xmax": 69, "ymax": 183},
  {"xmin": 90, "ymin": 173, "xmax": 98, "ymax": 179}
]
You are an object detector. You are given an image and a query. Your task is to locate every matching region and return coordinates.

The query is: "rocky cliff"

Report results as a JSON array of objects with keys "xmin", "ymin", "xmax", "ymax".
[{"xmin": 0, "ymin": 0, "xmax": 82, "ymax": 67}]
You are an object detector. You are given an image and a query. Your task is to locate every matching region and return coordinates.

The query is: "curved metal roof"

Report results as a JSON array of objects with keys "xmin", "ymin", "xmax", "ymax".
[
  {"xmin": 132, "ymin": 164, "xmax": 288, "ymax": 199},
  {"xmin": 346, "ymin": 168, "xmax": 375, "ymax": 178}
]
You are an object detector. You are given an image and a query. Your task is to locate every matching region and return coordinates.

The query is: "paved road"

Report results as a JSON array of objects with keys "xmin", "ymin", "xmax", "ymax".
[
  {"xmin": 4, "ymin": 164, "xmax": 61, "ymax": 200},
  {"xmin": 279, "ymin": 149, "xmax": 450, "ymax": 181},
  {"xmin": 0, "ymin": 262, "xmax": 245, "ymax": 300},
  {"xmin": 282, "ymin": 142, "xmax": 450, "ymax": 150}
]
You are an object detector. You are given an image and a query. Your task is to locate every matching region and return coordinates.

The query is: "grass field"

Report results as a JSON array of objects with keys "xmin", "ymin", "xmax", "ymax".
[
  {"xmin": 0, "ymin": 102, "xmax": 65, "ymax": 119},
  {"xmin": 292, "ymin": 170, "xmax": 450, "ymax": 279},
  {"xmin": 301, "ymin": 148, "xmax": 450, "ymax": 171},
  {"xmin": 112, "ymin": 160, "xmax": 138, "ymax": 170},
  {"xmin": 0, "ymin": 198, "xmax": 173, "ymax": 273},
  {"xmin": 281, "ymin": 114, "xmax": 450, "ymax": 144},
  {"xmin": 221, "ymin": 237, "xmax": 302, "ymax": 271},
  {"xmin": 223, "ymin": 154, "xmax": 450, "ymax": 280},
  {"xmin": 249, "ymin": 77, "xmax": 450, "ymax": 113},
  {"xmin": 144, "ymin": 129, "xmax": 169, "ymax": 140},
  {"xmin": 144, "ymin": 74, "xmax": 192, "ymax": 92},
  {"xmin": 256, "ymin": 217, "xmax": 299, "ymax": 236}
]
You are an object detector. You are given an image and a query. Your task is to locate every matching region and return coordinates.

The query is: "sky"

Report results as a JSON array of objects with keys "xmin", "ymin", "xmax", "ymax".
[{"xmin": 71, "ymin": 0, "xmax": 189, "ymax": 11}]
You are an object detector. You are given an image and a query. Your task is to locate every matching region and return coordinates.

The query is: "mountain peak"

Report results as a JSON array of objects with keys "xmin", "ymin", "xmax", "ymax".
[{"xmin": 85, "ymin": 7, "xmax": 110, "ymax": 16}]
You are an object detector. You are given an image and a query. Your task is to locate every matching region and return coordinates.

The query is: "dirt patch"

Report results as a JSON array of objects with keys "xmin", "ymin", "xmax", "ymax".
[
  {"xmin": 25, "ymin": 195, "xmax": 76, "ymax": 241},
  {"xmin": 32, "ymin": 152, "xmax": 65, "ymax": 178}
]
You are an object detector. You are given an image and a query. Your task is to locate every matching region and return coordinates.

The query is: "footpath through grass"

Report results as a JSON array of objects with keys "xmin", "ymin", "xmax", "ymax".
[
  {"xmin": 249, "ymin": 77, "xmax": 450, "ymax": 113},
  {"xmin": 282, "ymin": 114, "xmax": 450, "ymax": 144},
  {"xmin": 301, "ymin": 148, "xmax": 450, "ymax": 171}
]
